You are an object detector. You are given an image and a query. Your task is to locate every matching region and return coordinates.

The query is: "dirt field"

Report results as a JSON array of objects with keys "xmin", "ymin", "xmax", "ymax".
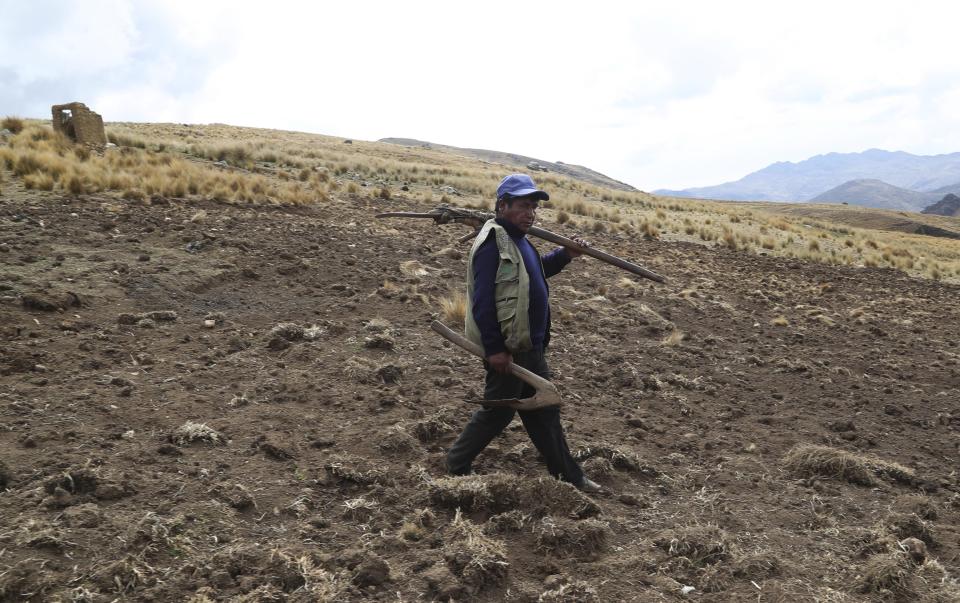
[{"xmin": 2, "ymin": 184, "xmax": 959, "ymax": 601}]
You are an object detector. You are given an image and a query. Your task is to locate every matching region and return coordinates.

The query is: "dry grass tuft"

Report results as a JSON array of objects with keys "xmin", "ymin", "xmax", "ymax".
[
  {"xmin": 323, "ymin": 455, "xmax": 385, "ymax": 485},
  {"xmin": 341, "ymin": 496, "xmax": 380, "ymax": 522},
  {"xmin": 439, "ymin": 290, "xmax": 468, "ymax": 327},
  {"xmin": 14, "ymin": 519, "xmax": 73, "ymax": 552},
  {"xmin": 2, "ymin": 124, "xmax": 324, "ymax": 205},
  {"xmin": 126, "ymin": 512, "xmax": 188, "ymax": 550},
  {"xmin": 885, "ymin": 512, "xmax": 937, "ymax": 547},
  {"xmin": 538, "ymin": 580, "xmax": 599, "ymax": 602},
  {"xmin": 443, "ymin": 509, "xmax": 508, "ymax": 589},
  {"xmin": 430, "ymin": 474, "xmax": 494, "ymax": 510},
  {"xmin": 412, "ymin": 409, "xmax": 458, "ymax": 442},
  {"xmin": 172, "ymin": 421, "xmax": 227, "ymax": 446},
  {"xmin": 209, "ymin": 545, "xmax": 345, "ymax": 600},
  {"xmin": 654, "ymin": 524, "xmax": 730, "ymax": 567},
  {"xmin": 533, "ymin": 516, "xmax": 611, "ymax": 559},
  {"xmin": 344, "ymin": 356, "xmax": 379, "ymax": 384},
  {"xmin": 376, "ymin": 423, "xmax": 419, "ymax": 453},
  {"xmin": 399, "ymin": 508, "xmax": 436, "ymax": 541},
  {"xmin": 399, "ymin": 260, "xmax": 430, "ymax": 277},
  {"xmin": 783, "ymin": 444, "xmax": 915, "ymax": 486},
  {"xmin": 430, "ymin": 473, "xmax": 599, "ymax": 518},
  {"xmin": 1, "ymin": 116, "xmax": 24, "ymax": 134},
  {"xmin": 661, "ymin": 328, "xmax": 685, "ymax": 346},
  {"xmin": 484, "ymin": 510, "xmax": 531, "ymax": 535},
  {"xmin": 635, "ymin": 304, "xmax": 674, "ymax": 334},
  {"xmin": 573, "ymin": 445, "xmax": 655, "ymax": 475},
  {"xmin": 770, "ymin": 315, "xmax": 790, "ymax": 326},
  {"xmin": 859, "ymin": 551, "xmax": 914, "ymax": 596}
]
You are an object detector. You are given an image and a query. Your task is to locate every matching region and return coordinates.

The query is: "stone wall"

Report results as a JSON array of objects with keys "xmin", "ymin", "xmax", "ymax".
[{"xmin": 51, "ymin": 102, "xmax": 106, "ymax": 147}]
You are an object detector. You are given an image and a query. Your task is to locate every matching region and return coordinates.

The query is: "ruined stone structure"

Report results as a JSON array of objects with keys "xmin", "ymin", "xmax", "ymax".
[{"xmin": 51, "ymin": 102, "xmax": 106, "ymax": 147}]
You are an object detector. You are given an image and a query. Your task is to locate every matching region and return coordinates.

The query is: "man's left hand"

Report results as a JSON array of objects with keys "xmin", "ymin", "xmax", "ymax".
[{"xmin": 565, "ymin": 237, "xmax": 590, "ymax": 259}]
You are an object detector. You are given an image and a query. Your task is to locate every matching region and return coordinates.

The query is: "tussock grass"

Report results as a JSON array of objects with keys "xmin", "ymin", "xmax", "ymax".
[
  {"xmin": 654, "ymin": 524, "xmax": 731, "ymax": 566},
  {"xmin": 533, "ymin": 516, "xmax": 611, "ymax": 558},
  {"xmin": 7, "ymin": 118, "xmax": 958, "ymax": 282},
  {"xmin": 573, "ymin": 445, "xmax": 654, "ymax": 474},
  {"xmin": 269, "ymin": 322, "xmax": 325, "ymax": 342},
  {"xmin": 635, "ymin": 303, "xmax": 674, "ymax": 334},
  {"xmin": 1, "ymin": 125, "xmax": 324, "ymax": 205},
  {"xmin": 484, "ymin": 510, "xmax": 531, "ymax": 535},
  {"xmin": 438, "ymin": 290, "xmax": 468, "ymax": 327},
  {"xmin": 860, "ymin": 551, "xmax": 915, "ymax": 596},
  {"xmin": 341, "ymin": 496, "xmax": 379, "ymax": 521},
  {"xmin": 661, "ymin": 328, "xmax": 685, "ymax": 346},
  {"xmin": 376, "ymin": 423, "xmax": 419, "ymax": 453},
  {"xmin": 538, "ymin": 580, "xmax": 599, "ymax": 602},
  {"xmin": 323, "ymin": 455, "xmax": 385, "ymax": 485},
  {"xmin": 209, "ymin": 544, "xmax": 345, "ymax": 599},
  {"xmin": 412, "ymin": 409, "xmax": 458, "ymax": 443},
  {"xmin": 172, "ymin": 421, "xmax": 227, "ymax": 446},
  {"xmin": 430, "ymin": 473, "xmax": 600, "ymax": 518},
  {"xmin": 443, "ymin": 509, "xmax": 509, "ymax": 589},
  {"xmin": 2, "ymin": 116, "xmax": 25, "ymax": 133},
  {"xmin": 783, "ymin": 444, "xmax": 915, "ymax": 486},
  {"xmin": 127, "ymin": 512, "xmax": 187, "ymax": 548}
]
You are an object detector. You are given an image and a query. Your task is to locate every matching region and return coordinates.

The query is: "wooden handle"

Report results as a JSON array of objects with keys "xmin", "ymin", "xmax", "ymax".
[
  {"xmin": 528, "ymin": 226, "xmax": 666, "ymax": 283},
  {"xmin": 430, "ymin": 321, "xmax": 555, "ymax": 394}
]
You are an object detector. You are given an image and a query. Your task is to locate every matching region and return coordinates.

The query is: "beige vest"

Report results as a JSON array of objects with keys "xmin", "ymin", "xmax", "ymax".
[{"xmin": 464, "ymin": 219, "xmax": 532, "ymax": 353}]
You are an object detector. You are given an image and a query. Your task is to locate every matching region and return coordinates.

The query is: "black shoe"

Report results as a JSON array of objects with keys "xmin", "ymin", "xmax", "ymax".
[{"xmin": 576, "ymin": 477, "xmax": 603, "ymax": 493}]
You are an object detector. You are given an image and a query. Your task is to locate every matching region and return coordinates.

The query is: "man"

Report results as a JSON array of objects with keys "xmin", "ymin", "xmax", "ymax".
[{"xmin": 445, "ymin": 173, "xmax": 602, "ymax": 493}]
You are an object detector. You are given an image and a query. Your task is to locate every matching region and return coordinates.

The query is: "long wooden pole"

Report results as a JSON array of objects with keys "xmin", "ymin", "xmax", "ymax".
[
  {"xmin": 527, "ymin": 225, "xmax": 665, "ymax": 283},
  {"xmin": 375, "ymin": 209, "xmax": 666, "ymax": 283}
]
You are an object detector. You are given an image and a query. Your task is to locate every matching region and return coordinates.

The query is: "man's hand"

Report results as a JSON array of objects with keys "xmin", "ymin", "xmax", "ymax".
[
  {"xmin": 487, "ymin": 351, "xmax": 513, "ymax": 374},
  {"xmin": 565, "ymin": 236, "xmax": 590, "ymax": 259}
]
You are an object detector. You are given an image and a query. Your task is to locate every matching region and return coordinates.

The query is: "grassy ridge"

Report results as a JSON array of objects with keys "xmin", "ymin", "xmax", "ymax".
[{"xmin": 2, "ymin": 118, "xmax": 960, "ymax": 282}]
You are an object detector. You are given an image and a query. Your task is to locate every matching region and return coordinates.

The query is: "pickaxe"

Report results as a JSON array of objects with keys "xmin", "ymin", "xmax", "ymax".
[{"xmin": 431, "ymin": 320, "xmax": 561, "ymax": 410}]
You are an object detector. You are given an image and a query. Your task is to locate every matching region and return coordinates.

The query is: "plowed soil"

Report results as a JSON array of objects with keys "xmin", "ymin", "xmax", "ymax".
[{"xmin": 2, "ymin": 189, "xmax": 959, "ymax": 602}]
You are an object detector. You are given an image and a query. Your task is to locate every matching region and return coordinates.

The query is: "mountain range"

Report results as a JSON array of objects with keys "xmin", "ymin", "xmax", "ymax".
[{"xmin": 655, "ymin": 149, "xmax": 960, "ymax": 212}]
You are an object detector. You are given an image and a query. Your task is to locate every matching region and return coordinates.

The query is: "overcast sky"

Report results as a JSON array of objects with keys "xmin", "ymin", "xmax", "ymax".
[{"xmin": 3, "ymin": 1, "xmax": 959, "ymax": 190}]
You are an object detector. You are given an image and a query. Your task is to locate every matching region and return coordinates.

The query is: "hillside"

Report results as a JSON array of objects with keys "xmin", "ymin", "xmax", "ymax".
[
  {"xmin": 379, "ymin": 137, "xmax": 638, "ymax": 193},
  {"xmin": 923, "ymin": 193, "xmax": 960, "ymax": 217},
  {"xmin": 2, "ymin": 121, "xmax": 960, "ymax": 601},
  {"xmin": 655, "ymin": 148, "xmax": 960, "ymax": 203},
  {"xmin": 810, "ymin": 178, "xmax": 941, "ymax": 212},
  {"xmin": 744, "ymin": 202, "xmax": 960, "ymax": 241}
]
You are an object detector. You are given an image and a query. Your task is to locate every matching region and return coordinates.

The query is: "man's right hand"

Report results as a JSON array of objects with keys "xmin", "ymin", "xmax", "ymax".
[{"xmin": 487, "ymin": 352, "xmax": 513, "ymax": 374}]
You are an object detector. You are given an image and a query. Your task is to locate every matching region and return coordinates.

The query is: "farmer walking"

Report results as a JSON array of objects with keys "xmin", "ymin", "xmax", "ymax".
[{"xmin": 445, "ymin": 174, "xmax": 602, "ymax": 493}]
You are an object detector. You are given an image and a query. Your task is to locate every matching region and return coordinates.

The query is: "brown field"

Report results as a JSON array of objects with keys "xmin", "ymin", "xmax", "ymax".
[{"xmin": 1, "ymin": 120, "xmax": 959, "ymax": 601}]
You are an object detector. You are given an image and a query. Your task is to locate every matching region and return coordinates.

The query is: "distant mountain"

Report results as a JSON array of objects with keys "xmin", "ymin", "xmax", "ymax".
[
  {"xmin": 379, "ymin": 137, "xmax": 637, "ymax": 192},
  {"xmin": 810, "ymin": 179, "xmax": 942, "ymax": 212},
  {"xmin": 922, "ymin": 193, "xmax": 960, "ymax": 217},
  {"xmin": 925, "ymin": 182, "xmax": 960, "ymax": 196},
  {"xmin": 655, "ymin": 149, "xmax": 960, "ymax": 203}
]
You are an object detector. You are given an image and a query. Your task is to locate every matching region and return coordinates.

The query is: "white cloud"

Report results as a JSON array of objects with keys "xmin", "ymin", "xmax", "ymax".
[{"xmin": 3, "ymin": 0, "xmax": 960, "ymax": 190}]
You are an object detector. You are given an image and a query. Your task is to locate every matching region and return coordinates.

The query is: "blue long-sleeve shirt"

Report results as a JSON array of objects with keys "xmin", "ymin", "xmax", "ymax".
[{"xmin": 472, "ymin": 218, "xmax": 572, "ymax": 356}]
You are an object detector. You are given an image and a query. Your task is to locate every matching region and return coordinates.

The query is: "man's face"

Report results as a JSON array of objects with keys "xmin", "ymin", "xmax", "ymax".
[{"xmin": 499, "ymin": 196, "xmax": 538, "ymax": 233}]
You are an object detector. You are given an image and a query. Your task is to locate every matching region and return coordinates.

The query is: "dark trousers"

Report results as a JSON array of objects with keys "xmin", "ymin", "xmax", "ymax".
[{"xmin": 445, "ymin": 346, "xmax": 584, "ymax": 485}]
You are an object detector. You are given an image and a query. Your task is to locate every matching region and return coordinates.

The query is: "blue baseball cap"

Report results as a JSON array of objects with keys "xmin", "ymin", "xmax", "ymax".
[{"xmin": 496, "ymin": 173, "xmax": 550, "ymax": 202}]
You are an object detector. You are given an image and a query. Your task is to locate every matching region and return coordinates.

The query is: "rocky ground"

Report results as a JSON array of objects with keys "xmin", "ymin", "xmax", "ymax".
[{"xmin": 1, "ymin": 187, "xmax": 959, "ymax": 602}]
